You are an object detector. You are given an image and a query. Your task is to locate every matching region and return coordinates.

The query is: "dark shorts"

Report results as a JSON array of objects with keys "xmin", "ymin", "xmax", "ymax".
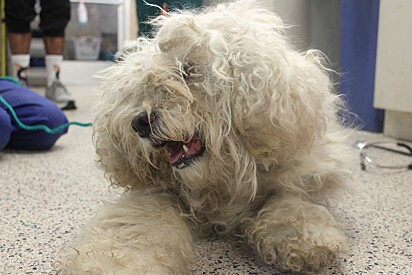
[
  {"xmin": 5, "ymin": 0, "xmax": 71, "ymax": 37},
  {"xmin": 0, "ymin": 80, "xmax": 68, "ymax": 150}
]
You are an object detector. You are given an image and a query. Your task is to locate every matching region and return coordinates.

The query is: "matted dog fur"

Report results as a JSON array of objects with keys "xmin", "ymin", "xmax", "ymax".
[{"xmin": 58, "ymin": 0, "xmax": 352, "ymax": 273}]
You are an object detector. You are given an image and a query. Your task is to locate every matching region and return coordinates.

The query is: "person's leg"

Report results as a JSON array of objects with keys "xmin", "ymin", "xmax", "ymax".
[
  {"xmin": 39, "ymin": 0, "xmax": 71, "ymax": 39},
  {"xmin": 4, "ymin": 0, "xmax": 36, "ymax": 52},
  {"xmin": 7, "ymin": 51, "xmax": 30, "ymax": 86},
  {"xmin": 39, "ymin": 0, "xmax": 76, "ymax": 110},
  {"xmin": 43, "ymin": 36, "xmax": 65, "ymax": 55},
  {"xmin": 7, "ymin": 33, "xmax": 31, "ymax": 54},
  {"xmin": 0, "ymin": 80, "xmax": 69, "ymax": 150},
  {"xmin": 42, "ymin": 27, "xmax": 65, "ymax": 88},
  {"xmin": 4, "ymin": 0, "xmax": 37, "ymax": 86}
]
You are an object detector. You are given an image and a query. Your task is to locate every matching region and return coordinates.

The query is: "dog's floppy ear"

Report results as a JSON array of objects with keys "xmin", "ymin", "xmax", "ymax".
[
  {"xmin": 93, "ymin": 62, "xmax": 173, "ymax": 189},
  {"xmin": 157, "ymin": 16, "xmax": 203, "ymax": 58},
  {"xmin": 217, "ymin": 7, "xmax": 341, "ymax": 162}
]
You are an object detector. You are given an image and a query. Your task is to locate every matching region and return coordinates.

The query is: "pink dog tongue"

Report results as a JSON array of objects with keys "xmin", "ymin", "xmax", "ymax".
[
  {"xmin": 168, "ymin": 138, "xmax": 203, "ymax": 164},
  {"xmin": 169, "ymin": 146, "xmax": 185, "ymax": 164}
]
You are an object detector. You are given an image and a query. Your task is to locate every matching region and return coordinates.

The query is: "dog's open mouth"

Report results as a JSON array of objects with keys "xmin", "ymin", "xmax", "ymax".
[{"xmin": 164, "ymin": 137, "xmax": 205, "ymax": 169}]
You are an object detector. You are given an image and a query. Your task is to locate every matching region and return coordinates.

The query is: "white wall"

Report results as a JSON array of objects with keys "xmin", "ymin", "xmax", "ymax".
[
  {"xmin": 203, "ymin": 0, "xmax": 341, "ymax": 69},
  {"xmin": 374, "ymin": 0, "xmax": 412, "ymax": 113},
  {"xmin": 374, "ymin": 0, "xmax": 412, "ymax": 140},
  {"xmin": 203, "ymin": 0, "xmax": 310, "ymax": 51},
  {"xmin": 265, "ymin": 0, "xmax": 311, "ymax": 51}
]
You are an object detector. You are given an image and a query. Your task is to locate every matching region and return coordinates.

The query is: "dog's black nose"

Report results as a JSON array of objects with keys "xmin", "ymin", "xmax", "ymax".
[{"xmin": 131, "ymin": 112, "xmax": 154, "ymax": 138}]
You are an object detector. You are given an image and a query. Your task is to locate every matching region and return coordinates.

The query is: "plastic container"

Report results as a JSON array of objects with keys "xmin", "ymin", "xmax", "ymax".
[
  {"xmin": 77, "ymin": 0, "xmax": 88, "ymax": 25},
  {"xmin": 73, "ymin": 36, "xmax": 102, "ymax": 60}
]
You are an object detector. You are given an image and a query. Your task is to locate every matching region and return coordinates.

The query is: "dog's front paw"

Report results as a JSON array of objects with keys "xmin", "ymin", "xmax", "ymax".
[
  {"xmin": 245, "ymin": 195, "xmax": 347, "ymax": 272},
  {"xmin": 272, "ymin": 237, "xmax": 343, "ymax": 271},
  {"xmin": 57, "ymin": 192, "xmax": 194, "ymax": 274},
  {"xmin": 56, "ymin": 243, "xmax": 177, "ymax": 274},
  {"xmin": 252, "ymin": 227, "xmax": 346, "ymax": 272}
]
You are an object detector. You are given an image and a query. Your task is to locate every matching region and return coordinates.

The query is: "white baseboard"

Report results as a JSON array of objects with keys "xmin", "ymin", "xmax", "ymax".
[
  {"xmin": 28, "ymin": 60, "xmax": 111, "ymax": 86},
  {"xmin": 61, "ymin": 60, "xmax": 111, "ymax": 85},
  {"xmin": 384, "ymin": 110, "xmax": 412, "ymax": 141}
]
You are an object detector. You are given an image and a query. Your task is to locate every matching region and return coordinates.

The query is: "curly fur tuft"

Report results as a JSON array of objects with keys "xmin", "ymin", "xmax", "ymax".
[{"xmin": 59, "ymin": 1, "xmax": 352, "ymax": 273}]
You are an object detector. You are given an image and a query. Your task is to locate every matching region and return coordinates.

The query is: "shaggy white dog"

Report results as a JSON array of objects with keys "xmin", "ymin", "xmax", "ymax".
[{"xmin": 59, "ymin": 0, "xmax": 351, "ymax": 273}]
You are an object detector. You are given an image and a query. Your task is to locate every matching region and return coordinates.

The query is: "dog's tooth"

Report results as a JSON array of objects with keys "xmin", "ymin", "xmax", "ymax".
[
  {"xmin": 177, "ymin": 163, "xmax": 186, "ymax": 169},
  {"xmin": 183, "ymin": 145, "xmax": 189, "ymax": 153}
]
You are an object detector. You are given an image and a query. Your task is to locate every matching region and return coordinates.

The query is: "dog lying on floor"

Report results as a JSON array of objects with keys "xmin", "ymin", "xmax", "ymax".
[{"xmin": 59, "ymin": 0, "xmax": 352, "ymax": 273}]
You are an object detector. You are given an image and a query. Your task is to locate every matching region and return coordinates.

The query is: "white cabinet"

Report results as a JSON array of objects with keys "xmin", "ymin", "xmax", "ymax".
[
  {"xmin": 23, "ymin": 0, "xmax": 131, "ymax": 85},
  {"xmin": 60, "ymin": 0, "xmax": 131, "ymax": 84},
  {"xmin": 374, "ymin": 0, "xmax": 412, "ymax": 140},
  {"xmin": 65, "ymin": 0, "xmax": 130, "ymax": 61}
]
